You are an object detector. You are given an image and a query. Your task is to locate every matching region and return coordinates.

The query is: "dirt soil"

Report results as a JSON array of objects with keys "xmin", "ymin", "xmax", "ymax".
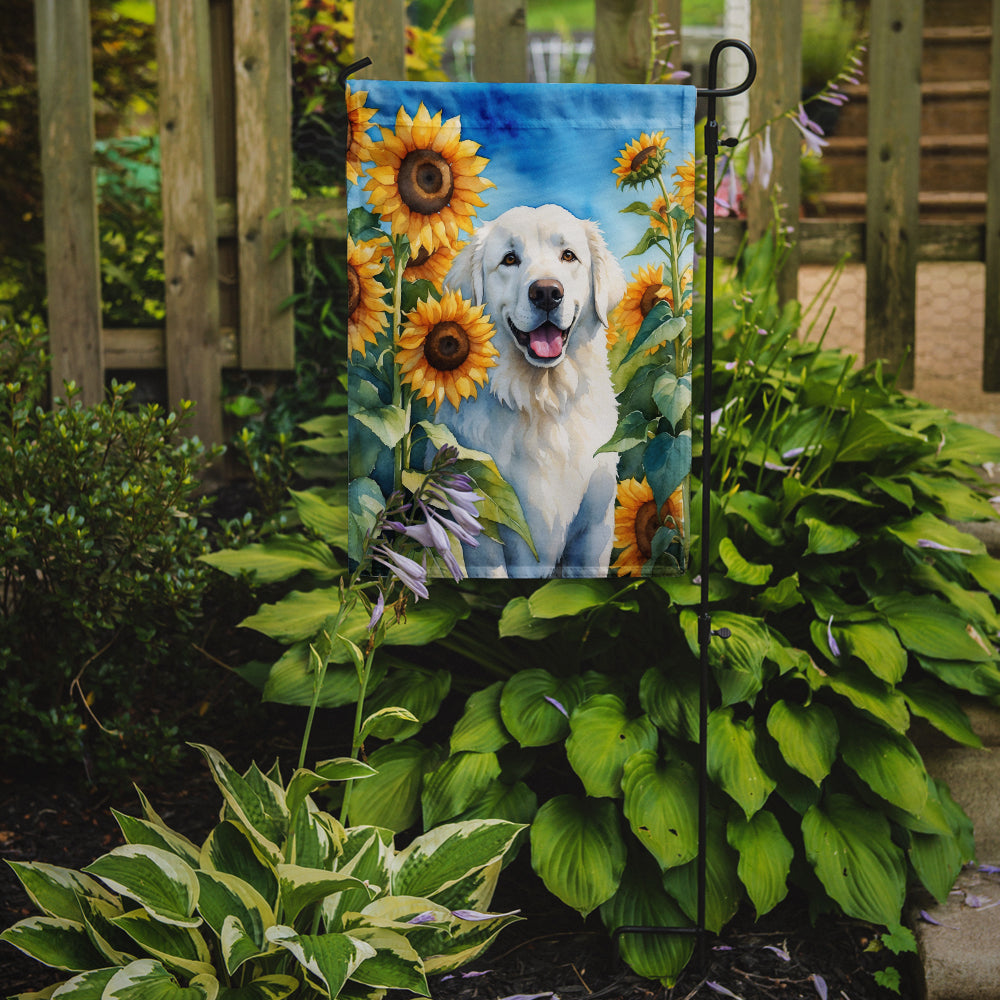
[{"xmin": 1, "ymin": 743, "xmax": 914, "ymax": 1000}]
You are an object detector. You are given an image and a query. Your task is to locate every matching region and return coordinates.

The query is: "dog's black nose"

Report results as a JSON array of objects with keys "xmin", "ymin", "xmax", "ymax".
[{"xmin": 529, "ymin": 279, "xmax": 564, "ymax": 312}]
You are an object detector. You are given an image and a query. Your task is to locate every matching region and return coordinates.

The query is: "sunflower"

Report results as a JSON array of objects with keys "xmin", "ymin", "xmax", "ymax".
[
  {"xmin": 396, "ymin": 240, "xmax": 464, "ymax": 287},
  {"xmin": 347, "ymin": 234, "xmax": 392, "ymax": 358},
  {"xmin": 364, "ymin": 102, "xmax": 493, "ymax": 254},
  {"xmin": 613, "ymin": 263, "xmax": 674, "ymax": 341},
  {"xmin": 673, "ymin": 153, "xmax": 697, "ymax": 216},
  {"xmin": 397, "ymin": 289, "xmax": 498, "ymax": 412},
  {"xmin": 345, "ymin": 85, "xmax": 378, "ymax": 185},
  {"xmin": 612, "ymin": 477, "xmax": 685, "ymax": 577},
  {"xmin": 613, "ymin": 131, "xmax": 669, "ymax": 189}
]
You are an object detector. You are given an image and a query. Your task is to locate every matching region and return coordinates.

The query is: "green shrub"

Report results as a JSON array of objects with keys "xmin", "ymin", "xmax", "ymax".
[{"xmin": 0, "ymin": 317, "xmax": 221, "ymax": 783}]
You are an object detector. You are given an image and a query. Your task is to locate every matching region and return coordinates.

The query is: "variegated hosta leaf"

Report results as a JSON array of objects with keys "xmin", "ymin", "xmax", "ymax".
[
  {"xmin": 420, "ymin": 860, "xmax": 501, "ymax": 918},
  {"xmin": 706, "ymin": 707, "xmax": 776, "ymax": 819},
  {"xmin": 265, "ymin": 926, "xmax": 376, "ymax": 998},
  {"xmin": 83, "ymin": 845, "xmax": 200, "ymax": 928},
  {"xmin": 4, "ymin": 861, "xmax": 118, "ymax": 922},
  {"xmin": 323, "ymin": 829, "xmax": 393, "ymax": 931},
  {"xmin": 0, "ymin": 916, "xmax": 107, "ymax": 972},
  {"xmin": 420, "ymin": 751, "xmax": 502, "ymax": 829},
  {"xmin": 200, "ymin": 822, "xmax": 279, "ymax": 910},
  {"xmin": 276, "ymin": 865, "xmax": 376, "ymax": 925},
  {"xmin": 112, "ymin": 810, "xmax": 202, "ymax": 868},
  {"xmin": 802, "ymin": 793, "xmax": 906, "ymax": 926},
  {"xmin": 288, "ymin": 801, "xmax": 343, "ymax": 870},
  {"xmin": 195, "ymin": 871, "xmax": 274, "ymax": 974},
  {"xmin": 726, "ymin": 810, "xmax": 793, "ymax": 918},
  {"xmin": 44, "ymin": 966, "xmax": 118, "ymax": 997},
  {"xmin": 765, "ymin": 700, "xmax": 838, "ymax": 786},
  {"xmin": 621, "ymin": 751, "xmax": 699, "ymax": 871},
  {"xmin": 285, "ymin": 760, "xmax": 375, "ymax": 825},
  {"xmin": 499, "ymin": 669, "xmax": 585, "ymax": 747},
  {"xmin": 110, "ymin": 908, "xmax": 214, "ymax": 979},
  {"xmin": 566, "ymin": 695, "xmax": 658, "ymax": 798},
  {"xmin": 838, "ymin": 717, "xmax": 929, "ymax": 817},
  {"xmin": 102, "ymin": 958, "xmax": 218, "ymax": 999},
  {"xmin": 344, "ymin": 926, "xmax": 429, "ymax": 995},
  {"xmin": 77, "ymin": 894, "xmax": 136, "ymax": 966},
  {"xmin": 391, "ymin": 820, "xmax": 524, "ymax": 901},
  {"xmin": 191, "ymin": 745, "xmax": 288, "ymax": 863},
  {"xmin": 450, "ymin": 681, "xmax": 511, "ymax": 754},
  {"xmin": 529, "ymin": 795, "xmax": 626, "ymax": 917},
  {"xmin": 599, "ymin": 854, "xmax": 694, "ymax": 987},
  {"xmin": 214, "ymin": 974, "xmax": 300, "ymax": 1000}
]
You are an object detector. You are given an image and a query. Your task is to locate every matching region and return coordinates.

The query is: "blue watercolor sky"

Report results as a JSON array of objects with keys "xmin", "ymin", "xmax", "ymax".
[{"xmin": 350, "ymin": 80, "xmax": 697, "ymax": 270}]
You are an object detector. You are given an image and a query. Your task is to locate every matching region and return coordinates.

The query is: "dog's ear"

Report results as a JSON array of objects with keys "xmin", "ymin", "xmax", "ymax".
[
  {"xmin": 443, "ymin": 223, "xmax": 490, "ymax": 305},
  {"xmin": 586, "ymin": 221, "xmax": 627, "ymax": 329}
]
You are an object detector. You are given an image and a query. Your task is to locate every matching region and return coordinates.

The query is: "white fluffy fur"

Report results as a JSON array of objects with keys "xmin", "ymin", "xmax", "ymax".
[{"xmin": 441, "ymin": 204, "xmax": 626, "ymax": 577}]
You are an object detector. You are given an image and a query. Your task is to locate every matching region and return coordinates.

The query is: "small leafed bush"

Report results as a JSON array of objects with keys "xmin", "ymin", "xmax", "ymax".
[
  {"xmin": 1, "ymin": 744, "xmax": 524, "ymax": 998},
  {"xmin": 0, "ymin": 316, "xmax": 219, "ymax": 782}
]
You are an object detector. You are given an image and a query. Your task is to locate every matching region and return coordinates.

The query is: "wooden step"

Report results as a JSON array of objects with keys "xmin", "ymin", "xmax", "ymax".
[
  {"xmin": 922, "ymin": 25, "xmax": 993, "ymax": 83},
  {"xmin": 813, "ymin": 189, "xmax": 987, "ymax": 222}
]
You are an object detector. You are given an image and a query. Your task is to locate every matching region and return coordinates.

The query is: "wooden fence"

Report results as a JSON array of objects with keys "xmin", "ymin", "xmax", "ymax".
[{"xmin": 33, "ymin": 0, "xmax": 1000, "ymax": 445}]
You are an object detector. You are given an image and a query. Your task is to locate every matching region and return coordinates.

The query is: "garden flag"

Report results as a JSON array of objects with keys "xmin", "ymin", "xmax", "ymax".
[{"xmin": 347, "ymin": 81, "xmax": 697, "ymax": 579}]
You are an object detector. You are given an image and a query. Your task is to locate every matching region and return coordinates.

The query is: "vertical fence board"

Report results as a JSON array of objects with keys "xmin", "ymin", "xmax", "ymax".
[
  {"xmin": 157, "ymin": 0, "xmax": 223, "ymax": 444},
  {"xmin": 983, "ymin": 0, "xmax": 1000, "ymax": 390},
  {"xmin": 594, "ymin": 0, "xmax": 656, "ymax": 84},
  {"xmin": 473, "ymin": 0, "xmax": 527, "ymax": 82},
  {"xmin": 864, "ymin": 0, "xmax": 923, "ymax": 389},
  {"xmin": 657, "ymin": 0, "xmax": 683, "ymax": 76},
  {"xmin": 233, "ymin": 0, "xmax": 294, "ymax": 369},
  {"xmin": 746, "ymin": 0, "xmax": 801, "ymax": 305},
  {"xmin": 34, "ymin": 0, "xmax": 103, "ymax": 405},
  {"xmin": 354, "ymin": 0, "xmax": 407, "ymax": 80}
]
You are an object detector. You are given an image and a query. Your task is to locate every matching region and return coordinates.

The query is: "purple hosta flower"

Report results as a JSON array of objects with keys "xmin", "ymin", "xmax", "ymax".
[
  {"xmin": 367, "ymin": 590, "xmax": 385, "ymax": 631},
  {"xmin": 827, "ymin": 615, "xmax": 841, "ymax": 657},
  {"xmin": 791, "ymin": 104, "xmax": 828, "ymax": 157},
  {"xmin": 746, "ymin": 124, "xmax": 774, "ymax": 191},
  {"xmin": 372, "ymin": 544, "xmax": 429, "ymax": 600},
  {"xmin": 706, "ymin": 983, "xmax": 742, "ymax": 999},
  {"xmin": 917, "ymin": 538, "xmax": 973, "ymax": 555},
  {"xmin": 407, "ymin": 911, "xmax": 438, "ymax": 925},
  {"xmin": 451, "ymin": 908, "xmax": 521, "ymax": 921},
  {"xmin": 763, "ymin": 944, "xmax": 791, "ymax": 962},
  {"xmin": 544, "ymin": 695, "xmax": 569, "ymax": 718},
  {"xmin": 811, "ymin": 974, "xmax": 828, "ymax": 1000},
  {"xmin": 386, "ymin": 508, "xmax": 463, "ymax": 582},
  {"xmin": 979, "ymin": 864, "xmax": 1000, "ymax": 874}
]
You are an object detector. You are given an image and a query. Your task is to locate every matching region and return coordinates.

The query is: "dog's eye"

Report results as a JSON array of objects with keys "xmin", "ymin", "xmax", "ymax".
[
  {"xmin": 561, "ymin": 249, "xmax": 578, "ymax": 262},
  {"xmin": 501, "ymin": 251, "xmax": 519, "ymax": 266}
]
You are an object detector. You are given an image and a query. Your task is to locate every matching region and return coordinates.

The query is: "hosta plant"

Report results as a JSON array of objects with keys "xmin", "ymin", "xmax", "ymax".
[{"xmin": 1, "ymin": 744, "xmax": 523, "ymax": 999}]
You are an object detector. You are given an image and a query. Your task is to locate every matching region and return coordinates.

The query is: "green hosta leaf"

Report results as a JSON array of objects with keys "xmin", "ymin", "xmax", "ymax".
[
  {"xmin": 453, "ymin": 779, "xmax": 538, "ymax": 827},
  {"xmin": 901, "ymin": 680, "xmax": 982, "ymax": 748},
  {"xmin": 916, "ymin": 655, "xmax": 1000, "ymax": 697},
  {"xmin": 530, "ymin": 795, "xmax": 626, "ymax": 917},
  {"xmin": 718, "ymin": 537, "xmax": 772, "ymax": 586},
  {"xmin": 810, "ymin": 662, "xmax": 910, "ymax": 732},
  {"xmin": 497, "ymin": 596, "xmax": 565, "ymax": 639},
  {"xmin": 724, "ymin": 490, "xmax": 784, "ymax": 546},
  {"xmin": 967, "ymin": 553, "xmax": 1000, "ymax": 597},
  {"xmin": 886, "ymin": 511, "xmax": 985, "ymax": 556},
  {"xmin": 112, "ymin": 812, "xmax": 201, "ymax": 868},
  {"xmin": 803, "ymin": 516, "xmax": 859, "ymax": 556},
  {"xmin": 802, "ymin": 793, "xmax": 906, "ymax": 926},
  {"xmin": 421, "ymin": 751, "xmax": 502, "ymax": 828},
  {"xmin": 906, "ymin": 472, "xmax": 998, "ymax": 521},
  {"xmin": 707, "ymin": 708, "xmax": 776, "ymax": 819},
  {"xmin": 909, "ymin": 796, "xmax": 967, "ymax": 906},
  {"xmin": 450, "ymin": 682, "xmax": 511, "ymax": 754},
  {"xmin": 834, "ymin": 410, "xmax": 926, "ymax": 463},
  {"xmin": 499, "ymin": 670, "xmax": 584, "ymax": 747},
  {"xmin": 834, "ymin": 621, "xmax": 907, "ymax": 684},
  {"xmin": 392, "ymin": 820, "xmax": 524, "ymax": 901},
  {"xmin": 103, "ymin": 959, "xmax": 218, "ymax": 999},
  {"xmin": 621, "ymin": 751, "xmax": 698, "ymax": 871},
  {"xmin": 599, "ymin": 853, "xmax": 694, "ymax": 987},
  {"xmin": 195, "ymin": 871, "xmax": 273, "ymax": 974},
  {"xmin": 755, "ymin": 573, "xmax": 805, "ymax": 614},
  {"xmin": 260, "ymin": 644, "xmax": 385, "ymax": 709},
  {"xmin": 566, "ymin": 695, "xmax": 658, "ymax": 798},
  {"xmin": 199, "ymin": 536, "xmax": 341, "ymax": 584},
  {"xmin": 874, "ymin": 594, "xmax": 995, "ymax": 662},
  {"xmin": 265, "ymin": 926, "xmax": 375, "ymax": 997},
  {"xmin": 360, "ymin": 706, "xmax": 421, "ymax": 743},
  {"xmin": 83, "ymin": 846, "xmax": 200, "ymax": 928},
  {"xmin": 526, "ymin": 578, "xmax": 619, "ymax": 618},
  {"xmin": 0, "ymin": 916, "xmax": 107, "ymax": 971},
  {"xmin": 199, "ymin": 822, "xmax": 278, "ymax": 911},
  {"xmin": 727, "ymin": 811, "xmax": 793, "ymax": 918},
  {"xmin": 680, "ymin": 610, "xmax": 770, "ymax": 706},
  {"xmin": 277, "ymin": 865, "xmax": 374, "ymax": 926},
  {"xmin": 347, "ymin": 740, "xmax": 442, "ymax": 832},
  {"xmin": 639, "ymin": 664, "xmax": 699, "ymax": 742},
  {"xmin": 288, "ymin": 488, "xmax": 348, "ymax": 546},
  {"xmin": 362, "ymin": 667, "xmax": 451, "ymax": 740},
  {"xmin": 285, "ymin": 760, "xmax": 376, "ymax": 822},
  {"xmin": 345, "ymin": 926, "xmax": 429, "ymax": 994},
  {"xmin": 936, "ymin": 421, "xmax": 1000, "ymax": 465},
  {"xmin": 111, "ymin": 908, "xmax": 214, "ymax": 978},
  {"xmin": 660, "ymin": 811, "xmax": 741, "ymax": 933},
  {"xmin": 839, "ymin": 718, "xmax": 929, "ymax": 817},
  {"xmin": 765, "ymin": 700, "xmax": 838, "ymax": 786},
  {"xmin": 4, "ymin": 862, "xmax": 118, "ymax": 923}
]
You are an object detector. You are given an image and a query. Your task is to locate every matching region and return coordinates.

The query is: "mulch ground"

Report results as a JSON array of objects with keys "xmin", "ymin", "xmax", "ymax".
[{"xmin": 1, "ymin": 741, "xmax": 914, "ymax": 1000}]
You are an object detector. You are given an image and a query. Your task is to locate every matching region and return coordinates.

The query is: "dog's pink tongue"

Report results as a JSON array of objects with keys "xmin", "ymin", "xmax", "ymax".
[{"xmin": 529, "ymin": 322, "xmax": 563, "ymax": 358}]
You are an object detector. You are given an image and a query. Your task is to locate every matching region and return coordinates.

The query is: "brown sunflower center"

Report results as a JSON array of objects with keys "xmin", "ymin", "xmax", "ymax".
[
  {"xmin": 634, "ymin": 500, "xmax": 661, "ymax": 558},
  {"xmin": 347, "ymin": 265, "xmax": 361, "ymax": 317},
  {"xmin": 398, "ymin": 149, "xmax": 454, "ymax": 216},
  {"xmin": 407, "ymin": 245, "xmax": 433, "ymax": 270},
  {"xmin": 424, "ymin": 321, "xmax": 470, "ymax": 371},
  {"xmin": 631, "ymin": 146, "xmax": 659, "ymax": 172},
  {"xmin": 639, "ymin": 282, "xmax": 667, "ymax": 317}
]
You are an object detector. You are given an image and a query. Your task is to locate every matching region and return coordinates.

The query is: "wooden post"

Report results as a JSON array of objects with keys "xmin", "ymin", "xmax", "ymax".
[
  {"xmin": 157, "ymin": 0, "xmax": 223, "ymax": 445},
  {"xmin": 354, "ymin": 0, "xmax": 407, "ymax": 80},
  {"xmin": 864, "ymin": 0, "xmax": 923, "ymax": 389},
  {"xmin": 983, "ymin": 0, "xmax": 1000, "ymax": 390},
  {"xmin": 746, "ymin": 0, "xmax": 801, "ymax": 305},
  {"xmin": 233, "ymin": 0, "xmax": 294, "ymax": 369},
  {"xmin": 474, "ymin": 0, "xmax": 527, "ymax": 82},
  {"xmin": 594, "ymin": 0, "xmax": 663, "ymax": 84},
  {"xmin": 34, "ymin": 0, "xmax": 104, "ymax": 405}
]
